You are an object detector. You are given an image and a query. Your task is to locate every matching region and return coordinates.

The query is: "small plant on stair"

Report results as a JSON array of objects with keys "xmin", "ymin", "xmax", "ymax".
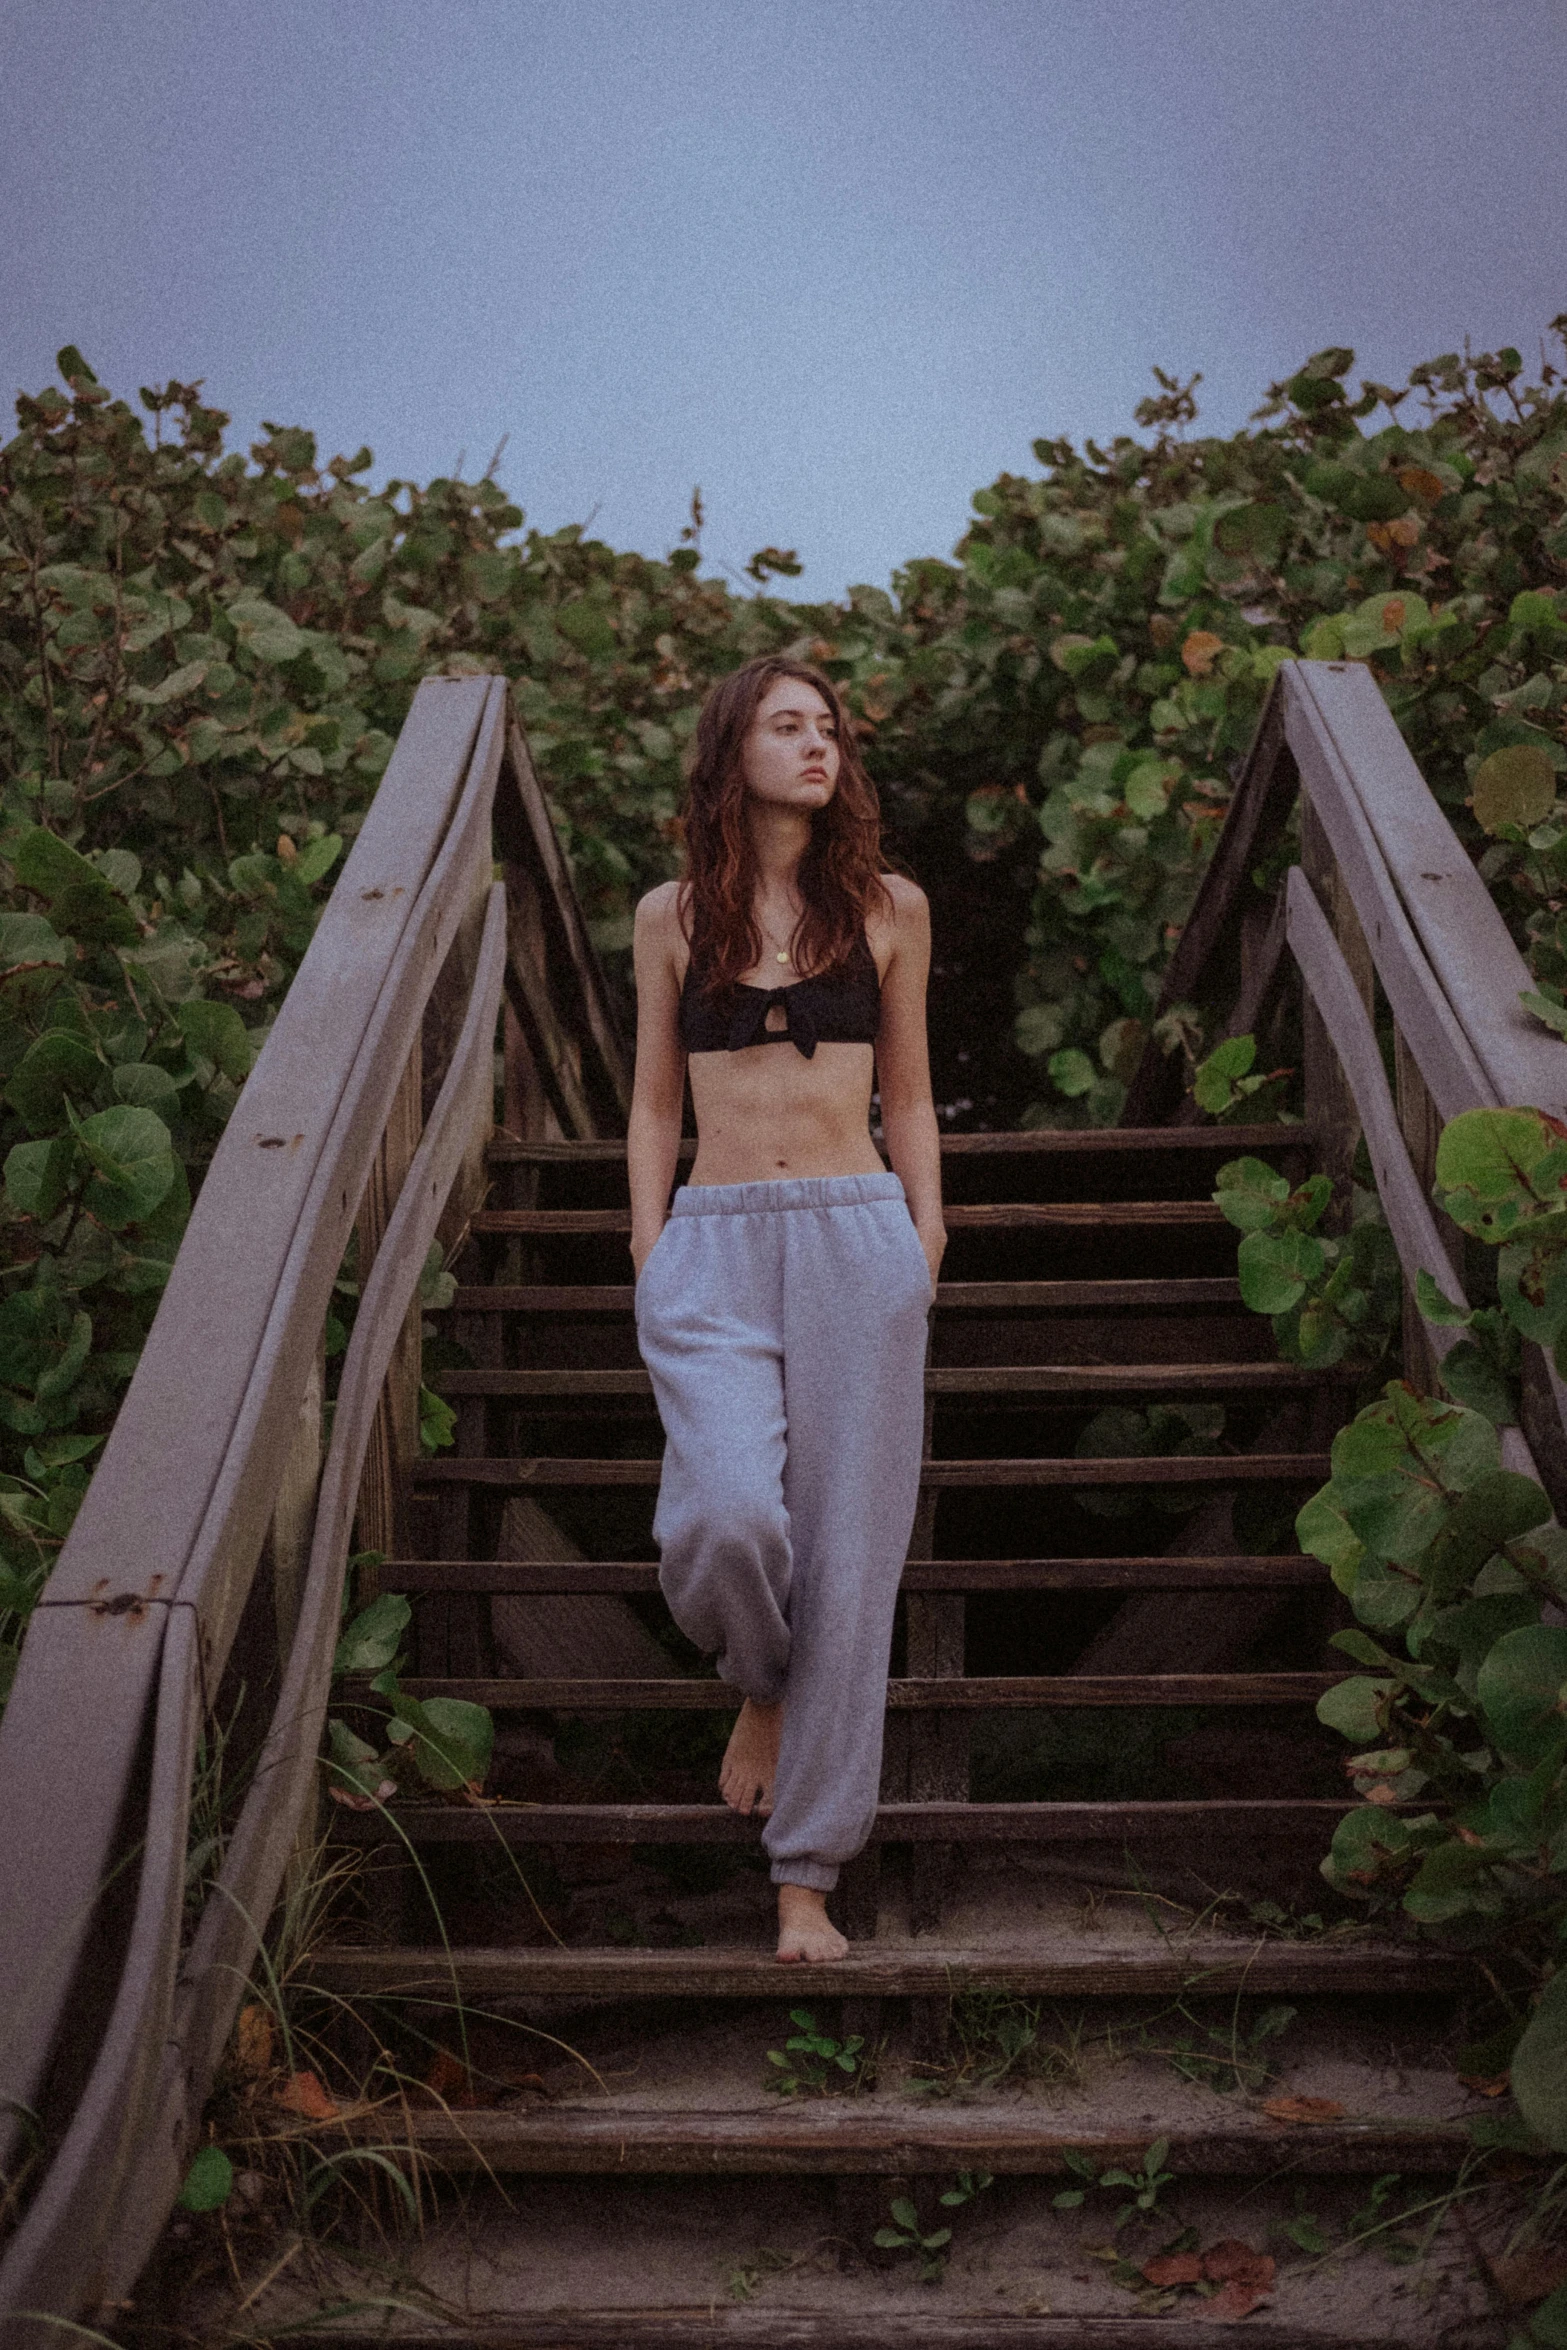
[
  {"xmin": 1213, "ymin": 1150, "xmax": 1400, "ymax": 1370},
  {"xmin": 764, "ymin": 2008, "xmax": 867, "ymax": 2096},
  {"xmin": 1053, "ymin": 2138, "xmax": 1177, "ymax": 2230},
  {"xmin": 327, "ymin": 1589, "xmax": 496, "ymax": 1802},
  {"xmin": 873, "ymin": 2176, "xmax": 990, "ymax": 2284},
  {"xmin": 1142, "ymin": 1997, "xmax": 1297, "ymax": 2094}
]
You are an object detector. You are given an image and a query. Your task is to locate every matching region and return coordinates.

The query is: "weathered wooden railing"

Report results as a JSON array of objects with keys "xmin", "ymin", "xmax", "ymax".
[
  {"xmin": 0, "ymin": 675, "xmax": 629, "ymax": 2340},
  {"xmin": 1125, "ymin": 657, "xmax": 1567, "ymax": 1500}
]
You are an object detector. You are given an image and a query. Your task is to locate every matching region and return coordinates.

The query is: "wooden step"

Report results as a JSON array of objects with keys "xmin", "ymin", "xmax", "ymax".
[
  {"xmin": 369, "ymin": 1673, "xmax": 1344, "ymax": 1711},
  {"xmin": 485, "ymin": 1124, "xmax": 1316, "ymax": 1164},
  {"xmin": 432, "ymin": 1362, "xmax": 1345, "ymax": 1401},
  {"xmin": 331, "ymin": 1798, "xmax": 1367, "ymax": 1847},
  {"xmin": 304, "ymin": 1939, "xmax": 1469, "ymax": 1999},
  {"xmin": 381, "ymin": 1555, "xmax": 1326, "ymax": 1595},
  {"xmin": 413, "ymin": 1453, "xmax": 1332, "ymax": 1491},
  {"xmin": 261, "ymin": 2318, "xmax": 1436, "ymax": 2350},
  {"xmin": 443, "ymin": 1277, "xmax": 1247, "ymax": 1315},
  {"xmin": 471, "ymin": 1202, "xmax": 1229, "ymax": 1237},
  {"xmin": 315, "ymin": 2102, "xmax": 1473, "ymax": 2177}
]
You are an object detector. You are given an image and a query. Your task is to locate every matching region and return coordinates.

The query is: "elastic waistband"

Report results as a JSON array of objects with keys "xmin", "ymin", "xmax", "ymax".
[{"xmin": 669, "ymin": 1171, "xmax": 906, "ymax": 1218}]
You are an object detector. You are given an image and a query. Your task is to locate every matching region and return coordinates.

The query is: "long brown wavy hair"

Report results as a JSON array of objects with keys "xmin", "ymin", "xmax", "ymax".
[{"xmin": 679, "ymin": 656, "xmax": 890, "ymax": 991}]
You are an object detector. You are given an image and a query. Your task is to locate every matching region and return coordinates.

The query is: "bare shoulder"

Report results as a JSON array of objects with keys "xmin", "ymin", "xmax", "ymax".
[
  {"xmin": 876, "ymin": 870, "xmax": 930, "ymax": 947},
  {"xmin": 634, "ymin": 879, "xmax": 688, "ymax": 949},
  {"xmin": 880, "ymin": 870, "xmax": 929, "ymax": 922}
]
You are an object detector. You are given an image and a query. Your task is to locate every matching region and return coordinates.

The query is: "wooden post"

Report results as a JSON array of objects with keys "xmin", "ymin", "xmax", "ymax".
[
  {"xmin": 1392, "ymin": 1027, "xmax": 1449, "ymax": 1395},
  {"xmin": 1300, "ymin": 794, "xmax": 1374, "ymax": 1231},
  {"xmin": 903, "ymin": 1345, "xmax": 962, "ymax": 1950},
  {"xmin": 354, "ymin": 1039, "xmax": 423, "ymax": 1562}
]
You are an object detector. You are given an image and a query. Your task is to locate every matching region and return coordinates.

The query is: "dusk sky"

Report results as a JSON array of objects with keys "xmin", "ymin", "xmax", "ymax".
[{"xmin": 4, "ymin": 0, "xmax": 1564, "ymax": 602}]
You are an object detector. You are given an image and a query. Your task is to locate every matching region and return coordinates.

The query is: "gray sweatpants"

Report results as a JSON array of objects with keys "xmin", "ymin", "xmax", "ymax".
[{"xmin": 634, "ymin": 1172, "xmax": 930, "ymax": 1890}]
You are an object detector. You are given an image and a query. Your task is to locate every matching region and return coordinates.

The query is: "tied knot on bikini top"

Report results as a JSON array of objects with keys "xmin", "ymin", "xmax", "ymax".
[{"xmin": 678, "ymin": 933, "xmax": 881, "ymax": 1059}]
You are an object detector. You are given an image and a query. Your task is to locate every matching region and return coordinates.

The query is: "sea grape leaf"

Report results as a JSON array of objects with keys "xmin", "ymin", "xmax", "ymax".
[
  {"xmin": 1472, "ymin": 743, "xmax": 1557, "ymax": 834},
  {"xmin": 177, "ymin": 2144, "xmax": 233, "ymax": 2212},
  {"xmin": 333, "ymin": 1591, "xmax": 411, "ymax": 1675},
  {"xmin": 1477, "ymin": 1625, "xmax": 1567, "ymax": 1762},
  {"xmin": 1212, "ymin": 1156, "xmax": 1291, "ymax": 1234},
  {"xmin": 4, "ymin": 1134, "xmax": 79, "ymax": 1222},
  {"xmin": 1511, "ymin": 1966, "xmax": 1567, "ymax": 2153},
  {"xmin": 176, "ymin": 998, "xmax": 256, "ymax": 1084},
  {"xmin": 72, "ymin": 1104, "xmax": 176, "ymax": 1228},
  {"xmin": 1316, "ymin": 1676, "xmax": 1392, "ymax": 1745},
  {"xmin": 1237, "ymin": 1227, "xmax": 1323, "ymax": 1315}
]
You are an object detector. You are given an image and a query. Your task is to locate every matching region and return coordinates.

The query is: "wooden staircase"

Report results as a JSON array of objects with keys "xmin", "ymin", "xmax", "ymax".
[{"xmin": 294, "ymin": 1122, "xmax": 1483, "ymax": 2341}]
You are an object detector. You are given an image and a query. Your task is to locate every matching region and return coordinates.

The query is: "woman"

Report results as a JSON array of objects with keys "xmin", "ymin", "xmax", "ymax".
[{"xmin": 629, "ymin": 654, "xmax": 945, "ymax": 1964}]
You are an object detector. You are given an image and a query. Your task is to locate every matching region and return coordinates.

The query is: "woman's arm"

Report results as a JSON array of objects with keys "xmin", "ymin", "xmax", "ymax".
[
  {"xmin": 628, "ymin": 883, "xmax": 687, "ymax": 1275},
  {"xmin": 874, "ymin": 874, "xmax": 946, "ymax": 1289}
]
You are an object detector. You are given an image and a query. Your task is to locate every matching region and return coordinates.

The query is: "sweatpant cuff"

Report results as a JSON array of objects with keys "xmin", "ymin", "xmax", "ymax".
[{"xmin": 771, "ymin": 1860, "xmax": 839, "ymax": 1892}]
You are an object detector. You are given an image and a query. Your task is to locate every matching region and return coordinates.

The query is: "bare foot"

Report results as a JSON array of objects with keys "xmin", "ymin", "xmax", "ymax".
[
  {"xmin": 776, "ymin": 1883, "xmax": 848, "ymax": 1964},
  {"xmin": 719, "ymin": 1699, "xmax": 781, "ymax": 1816}
]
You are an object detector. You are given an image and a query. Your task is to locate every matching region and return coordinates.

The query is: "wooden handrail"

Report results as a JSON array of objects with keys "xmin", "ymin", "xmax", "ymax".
[
  {"xmin": 1126, "ymin": 657, "xmax": 1567, "ymax": 1492},
  {"xmin": 0, "ymin": 679, "xmax": 627, "ymax": 2339}
]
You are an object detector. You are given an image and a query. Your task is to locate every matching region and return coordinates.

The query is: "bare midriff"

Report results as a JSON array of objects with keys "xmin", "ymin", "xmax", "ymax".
[{"xmin": 688, "ymin": 1038, "xmax": 885, "ymax": 1186}]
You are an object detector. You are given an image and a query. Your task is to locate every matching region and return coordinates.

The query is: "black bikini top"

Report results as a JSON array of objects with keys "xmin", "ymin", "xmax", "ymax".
[{"xmin": 678, "ymin": 933, "xmax": 881, "ymax": 1059}]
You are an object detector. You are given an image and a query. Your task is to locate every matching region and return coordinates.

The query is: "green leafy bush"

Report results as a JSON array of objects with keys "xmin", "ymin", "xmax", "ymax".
[
  {"xmin": 1221, "ymin": 1108, "xmax": 1567, "ymax": 2147},
  {"xmin": 1213, "ymin": 1151, "xmax": 1399, "ymax": 1368}
]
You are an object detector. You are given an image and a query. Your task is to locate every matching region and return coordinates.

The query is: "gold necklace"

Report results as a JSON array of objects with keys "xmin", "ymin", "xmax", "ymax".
[{"xmin": 758, "ymin": 911, "xmax": 800, "ymax": 968}]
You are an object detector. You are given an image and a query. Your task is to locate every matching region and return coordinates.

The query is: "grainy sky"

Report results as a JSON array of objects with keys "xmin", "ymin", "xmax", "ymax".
[{"xmin": 3, "ymin": 0, "xmax": 1564, "ymax": 600}]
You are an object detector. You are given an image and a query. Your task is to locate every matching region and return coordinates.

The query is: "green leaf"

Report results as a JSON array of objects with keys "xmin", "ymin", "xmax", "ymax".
[
  {"xmin": 326, "ymin": 1716, "xmax": 392, "ymax": 1803},
  {"xmin": 1520, "ymin": 983, "xmax": 1567, "ymax": 1039},
  {"xmin": 1417, "ymin": 1472, "xmax": 1550, "ymax": 1603},
  {"xmin": 1316, "ymin": 1675, "xmax": 1392, "ymax": 1744},
  {"xmin": 0, "ymin": 911, "xmax": 69, "ymax": 979},
  {"xmin": 333, "ymin": 1591, "xmax": 411, "ymax": 1675},
  {"xmin": 72, "ymin": 1103, "xmax": 176, "ymax": 1228},
  {"xmin": 388, "ymin": 1692, "xmax": 494, "ymax": 1791},
  {"xmin": 6, "ymin": 1032, "xmax": 103, "ymax": 1132},
  {"xmin": 1212, "ymin": 1156, "xmax": 1291, "ymax": 1234},
  {"xmin": 1472, "ymin": 744, "xmax": 1557, "ymax": 835},
  {"xmin": 4, "ymin": 1134, "xmax": 79, "ymax": 1222},
  {"xmin": 1194, "ymin": 1032, "xmax": 1256, "ymax": 1113},
  {"xmin": 1048, "ymin": 1048, "xmax": 1095, "ymax": 1098},
  {"xmin": 1477, "ymin": 1625, "xmax": 1567, "ymax": 1762},
  {"xmin": 1511, "ymin": 1967, "xmax": 1567, "ymax": 2152},
  {"xmin": 1321, "ymin": 1804, "xmax": 1413, "ymax": 1895},
  {"xmin": 292, "ymin": 832, "xmax": 342, "ymax": 888},
  {"xmin": 1518, "ymin": 2284, "xmax": 1567, "ymax": 2348},
  {"xmin": 177, "ymin": 2143, "xmax": 233, "ymax": 2212},
  {"xmin": 175, "ymin": 998, "xmax": 256, "ymax": 1084},
  {"xmin": 111, "ymin": 1060, "xmax": 181, "ymax": 1111},
  {"xmin": 226, "ymin": 595, "xmax": 307, "ymax": 664},
  {"xmin": 1438, "ymin": 1338, "xmax": 1519, "ymax": 1426},
  {"xmin": 1435, "ymin": 1108, "xmax": 1565, "ymax": 1235},
  {"xmin": 11, "ymin": 827, "xmax": 140, "ymax": 946},
  {"xmin": 419, "ymin": 1385, "xmax": 457, "ymax": 1453},
  {"xmin": 1402, "ymin": 1837, "xmax": 1500, "ymax": 1925},
  {"xmin": 1237, "ymin": 1227, "xmax": 1324, "ymax": 1315},
  {"xmin": 34, "ymin": 1311, "xmax": 92, "ymax": 1402},
  {"xmin": 1414, "ymin": 1268, "xmax": 1471, "ymax": 1328},
  {"xmin": 1295, "ymin": 1487, "xmax": 1363, "ymax": 1588}
]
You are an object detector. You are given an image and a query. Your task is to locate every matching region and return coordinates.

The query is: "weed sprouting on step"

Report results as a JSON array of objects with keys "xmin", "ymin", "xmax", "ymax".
[
  {"xmin": 906, "ymin": 1993, "xmax": 1091, "ymax": 2098},
  {"xmin": 874, "ymin": 2196, "xmax": 953, "ymax": 2284},
  {"xmin": 725, "ymin": 2245, "xmax": 810, "ymax": 2302},
  {"xmin": 1140, "ymin": 1996, "xmax": 1297, "ymax": 2094},
  {"xmin": 764, "ymin": 2008, "xmax": 867, "ymax": 2096},
  {"xmin": 1054, "ymin": 2138, "xmax": 1177, "ymax": 2231}
]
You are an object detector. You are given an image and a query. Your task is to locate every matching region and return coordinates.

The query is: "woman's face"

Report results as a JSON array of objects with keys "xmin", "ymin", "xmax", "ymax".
[{"xmin": 740, "ymin": 677, "xmax": 840, "ymax": 813}]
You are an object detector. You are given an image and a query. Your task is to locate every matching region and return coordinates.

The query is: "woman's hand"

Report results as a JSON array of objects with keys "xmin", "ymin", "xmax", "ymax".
[
  {"xmin": 631, "ymin": 1226, "xmax": 664, "ymax": 1280},
  {"xmin": 918, "ymin": 1220, "xmax": 947, "ymax": 1296}
]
